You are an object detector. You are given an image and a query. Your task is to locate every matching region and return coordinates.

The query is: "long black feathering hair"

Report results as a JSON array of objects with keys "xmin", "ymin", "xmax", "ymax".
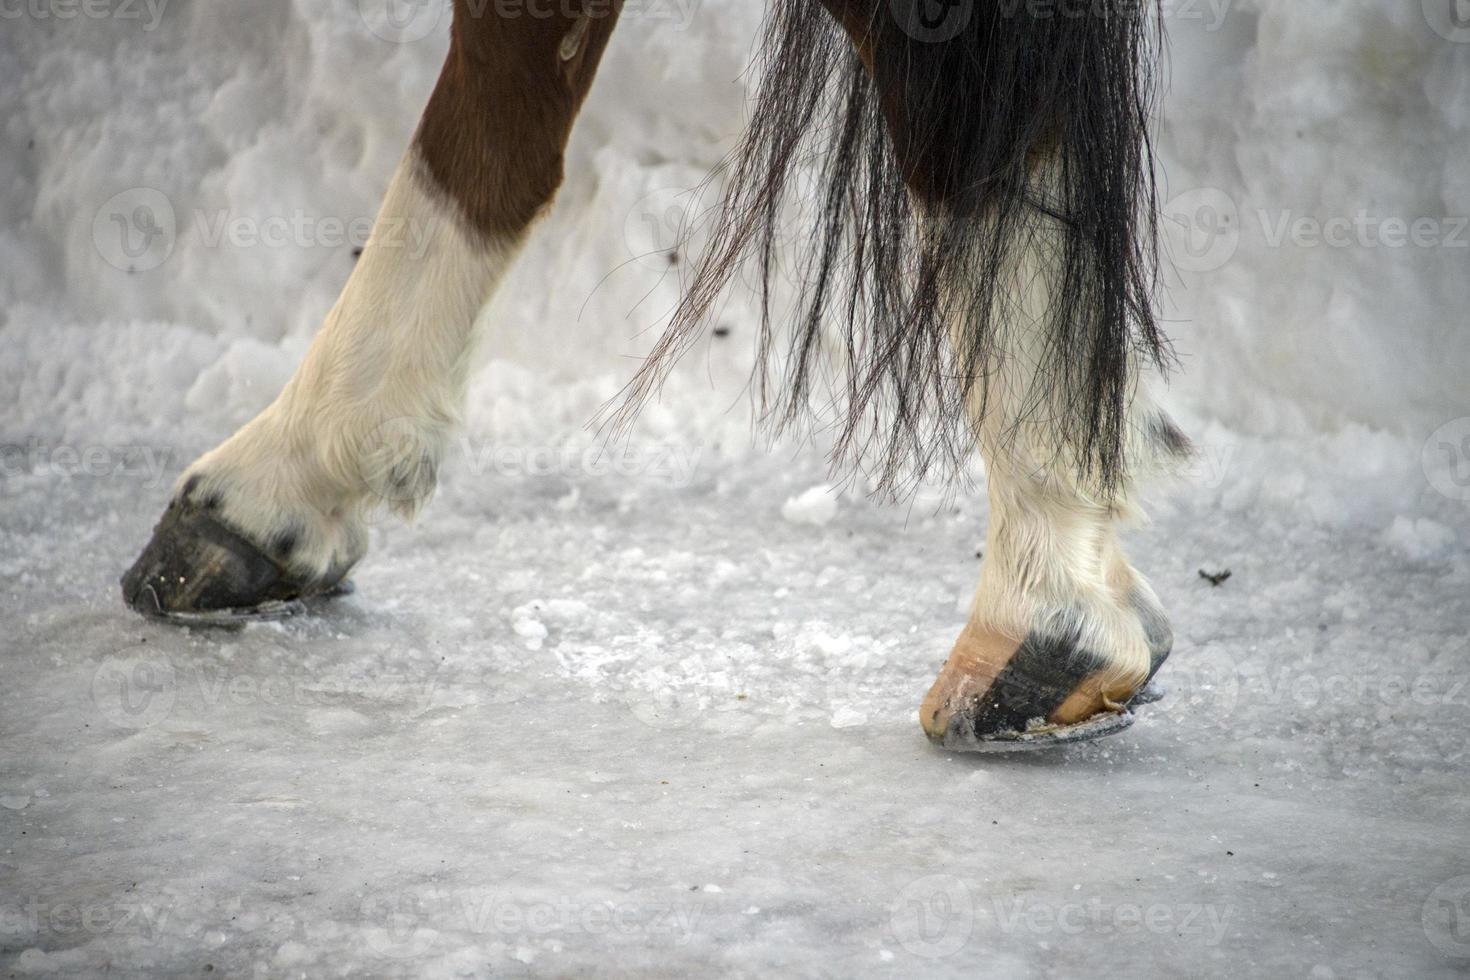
[{"xmin": 616, "ymin": 0, "xmax": 1168, "ymax": 497}]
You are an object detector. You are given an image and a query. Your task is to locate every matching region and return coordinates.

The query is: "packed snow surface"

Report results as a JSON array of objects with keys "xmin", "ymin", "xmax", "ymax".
[{"xmin": 3, "ymin": 1, "xmax": 1469, "ymax": 976}]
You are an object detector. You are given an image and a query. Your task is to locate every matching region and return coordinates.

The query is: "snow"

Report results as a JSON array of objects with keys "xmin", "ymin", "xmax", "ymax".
[
  {"xmin": 3, "ymin": 1, "xmax": 1470, "ymax": 977},
  {"xmin": 782, "ymin": 485, "xmax": 841, "ymax": 527}
]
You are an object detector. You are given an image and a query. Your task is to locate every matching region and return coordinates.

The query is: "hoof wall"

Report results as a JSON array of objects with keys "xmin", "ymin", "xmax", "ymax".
[
  {"xmin": 120, "ymin": 498, "xmax": 350, "ymax": 623},
  {"xmin": 1129, "ymin": 680, "xmax": 1166, "ymax": 706},
  {"xmin": 921, "ymin": 624, "xmax": 1167, "ymax": 753}
]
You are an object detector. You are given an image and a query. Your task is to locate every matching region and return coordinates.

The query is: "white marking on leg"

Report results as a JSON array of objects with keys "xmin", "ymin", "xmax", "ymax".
[
  {"xmin": 949, "ymin": 207, "xmax": 1167, "ymax": 686},
  {"xmin": 181, "ymin": 149, "xmax": 520, "ymax": 579}
]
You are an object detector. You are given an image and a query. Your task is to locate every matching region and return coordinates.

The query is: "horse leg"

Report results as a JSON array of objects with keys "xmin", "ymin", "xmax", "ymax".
[
  {"xmin": 921, "ymin": 315, "xmax": 1184, "ymax": 748},
  {"xmin": 810, "ymin": 0, "xmax": 1183, "ymax": 746},
  {"xmin": 122, "ymin": 1, "xmax": 623, "ymax": 617}
]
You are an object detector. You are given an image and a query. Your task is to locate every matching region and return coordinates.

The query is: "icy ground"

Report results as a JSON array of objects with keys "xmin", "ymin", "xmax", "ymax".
[
  {"xmin": 5, "ymin": 0, "xmax": 1470, "ymax": 975},
  {"xmin": 3, "ymin": 434, "xmax": 1469, "ymax": 977}
]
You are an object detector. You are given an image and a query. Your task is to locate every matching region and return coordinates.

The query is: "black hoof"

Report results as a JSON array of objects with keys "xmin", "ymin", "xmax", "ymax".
[
  {"xmin": 120, "ymin": 497, "xmax": 347, "ymax": 622},
  {"xmin": 1133, "ymin": 590, "xmax": 1174, "ymax": 684}
]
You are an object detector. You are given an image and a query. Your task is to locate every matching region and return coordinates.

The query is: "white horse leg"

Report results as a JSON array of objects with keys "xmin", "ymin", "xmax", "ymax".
[{"xmin": 921, "ymin": 213, "xmax": 1185, "ymax": 746}]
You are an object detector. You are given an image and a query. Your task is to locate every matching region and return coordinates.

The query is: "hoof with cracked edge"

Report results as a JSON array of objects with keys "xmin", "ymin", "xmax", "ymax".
[{"xmin": 120, "ymin": 497, "xmax": 351, "ymax": 623}]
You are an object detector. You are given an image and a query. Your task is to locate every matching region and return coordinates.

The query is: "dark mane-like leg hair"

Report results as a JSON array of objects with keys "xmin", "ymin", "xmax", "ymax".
[{"xmin": 618, "ymin": 0, "xmax": 1168, "ymax": 497}]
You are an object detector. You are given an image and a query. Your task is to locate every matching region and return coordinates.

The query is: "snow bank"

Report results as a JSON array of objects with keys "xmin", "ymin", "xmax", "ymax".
[{"xmin": 3, "ymin": 0, "xmax": 1468, "ymax": 532}]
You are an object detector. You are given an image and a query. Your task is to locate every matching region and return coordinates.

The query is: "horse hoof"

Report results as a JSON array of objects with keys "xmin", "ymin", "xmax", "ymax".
[
  {"xmin": 120, "ymin": 497, "xmax": 349, "ymax": 623},
  {"xmin": 937, "ymin": 709, "xmax": 1139, "ymax": 753},
  {"xmin": 920, "ymin": 623, "xmax": 1156, "ymax": 752}
]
